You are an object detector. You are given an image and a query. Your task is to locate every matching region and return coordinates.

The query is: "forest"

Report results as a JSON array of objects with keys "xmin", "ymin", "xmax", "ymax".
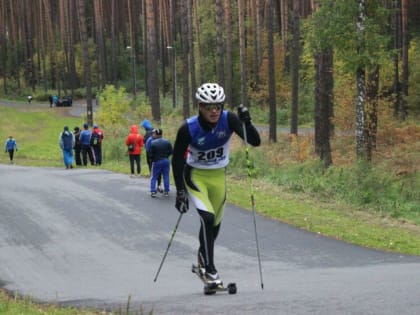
[
  {"xmin": 0, "ymin": 0, "xmax": 419, "ymax": 166},
  {"xmin": 0, "ymin": 0, "xmax": 419, "ymax": 251}
]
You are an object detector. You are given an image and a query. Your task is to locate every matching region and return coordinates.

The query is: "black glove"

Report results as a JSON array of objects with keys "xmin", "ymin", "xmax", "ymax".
[
  {"xmin": 238, "ymin": 104, "xmax": 251, "ymax": 125},
  {"xmin": 175, "ymin": 190, "xmax": 189, "ymax": 213}
]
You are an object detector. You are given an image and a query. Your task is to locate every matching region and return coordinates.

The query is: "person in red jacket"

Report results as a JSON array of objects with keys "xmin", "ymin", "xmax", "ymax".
[{"xmin": 125, "ymin": 124, "xmax": 144, "ymax": 177}]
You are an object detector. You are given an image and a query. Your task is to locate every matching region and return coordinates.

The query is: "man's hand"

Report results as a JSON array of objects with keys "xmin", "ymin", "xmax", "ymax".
[
  {"xmin": 238, "ymin": 104, "xmax": 251, "ymax": 125},
  {"xmin": 175, "ymin": 190, "xmax": 189, "ymax": 213}
]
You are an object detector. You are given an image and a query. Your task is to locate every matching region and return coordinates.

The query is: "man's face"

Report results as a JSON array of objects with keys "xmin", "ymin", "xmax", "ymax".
[{"xmin": 199, "ymin": 103, "xmax": 223, "ymax": 124}]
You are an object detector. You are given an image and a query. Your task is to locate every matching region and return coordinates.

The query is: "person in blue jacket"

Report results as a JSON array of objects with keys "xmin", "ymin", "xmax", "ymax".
[
  {"xmin": 59, "ymin": 126, "xmax": 75, "ymax": 169},
  {"xmin": 52, "ymin": 95, "xmax": 58, "ymax": 107},
  {"xmin": 79, "ymin": 123, "xmax": 94, "ymax": 166},
  {"xmin": 4, "ymin": 136, "xmax": 18, "ymax": 164},
  {"xmin": 141, "ymin": 118, "xmax": 154, "ymax": 174},
  {"xmin": 149, "ymin": 128, "xmax": 173, "ymax": 197}
]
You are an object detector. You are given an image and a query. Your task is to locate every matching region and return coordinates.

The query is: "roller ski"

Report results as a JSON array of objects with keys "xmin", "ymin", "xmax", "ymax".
[{"xmin": 191, "ymin": 264, "xmax": 237, "ymax": 295}]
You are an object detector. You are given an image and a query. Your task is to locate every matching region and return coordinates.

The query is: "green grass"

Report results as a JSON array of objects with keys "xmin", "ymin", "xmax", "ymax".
[
  {"xmin": 0, "ymin": 293, "xmax": 88, "ymax": 314},
  {"xmin": 227, "ymin": 177, "xmax": 420, "ymax": 255},
  {"xmin": 0, "ymin": 106, "xmax": 82, "ymax": 167},
  {"xmin": 0, "ymin": 292, "xmax": 150, "ymax": 314}
]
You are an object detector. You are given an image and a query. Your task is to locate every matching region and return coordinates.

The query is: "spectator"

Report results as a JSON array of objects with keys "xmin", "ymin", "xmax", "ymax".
[
  {"xmin": 73, "ymin": 126, "xmax": 82, "ymax": 166},
  {"xmin": 52, "ymin": 95, "xmax": 58, "ymax": 107},
  {"xmin": 125, "ymin": 125, "xmax": 144, "ymax": 177},
  {"xmin": 4, "ymin": 135, "xmax": 18, "ymax": 164},
  {"xmin": 58, "ymin": 126, "xmax": 75, "ymax": 169},
  {"xmin": 79, "ymin": 123, "xmax": 94, "ymax": 166},
  {"xmin": 91, "ymin": 124, "xmax": 104, "ymax": 165},
  {"xmin": 150, "ymin": 128, "xmax": 173, "ymax": 197},
  {"xmin": 146, "ymin": 128, "xmax": 163, "ymax": 192},
  {"xmin": 48, "ymin": 95, "xmax": 53, "ymax": 107},
  {"xmin": 141, "ymin": 118, "xmax": 154, "ymax": 174},
  {"xmin": 27, "ymin": 95, "xmax": 33, "ymax": 104}
]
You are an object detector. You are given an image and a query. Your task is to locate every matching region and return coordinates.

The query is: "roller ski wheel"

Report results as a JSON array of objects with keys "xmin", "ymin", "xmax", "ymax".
[
  {"xmin": 192, "ymin": 264, "xmax": 237, "ymax": 295},
  {"xmin": 203, "ymin": 282, "xmax": 237, "ymax": 295}
]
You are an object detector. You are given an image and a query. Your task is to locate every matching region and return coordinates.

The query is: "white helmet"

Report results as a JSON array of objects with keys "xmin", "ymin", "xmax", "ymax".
[{"xmin": 195, "ymin": 83, "xmax": 225, "ymax": 104}]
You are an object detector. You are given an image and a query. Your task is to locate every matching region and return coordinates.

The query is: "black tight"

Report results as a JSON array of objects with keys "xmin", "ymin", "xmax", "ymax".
[{"xmin": 197, "ymin": 209, "xmax": 221, "ymax": 273}]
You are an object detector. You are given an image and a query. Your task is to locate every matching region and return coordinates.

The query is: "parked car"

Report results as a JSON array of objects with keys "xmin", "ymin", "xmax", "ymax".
[{"xmin": 57, "ymin": 96, "xmax": 73, "ymax": 107}]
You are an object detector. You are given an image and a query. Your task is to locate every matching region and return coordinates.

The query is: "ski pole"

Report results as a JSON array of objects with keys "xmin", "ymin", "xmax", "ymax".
[
  {"xmin": 242, "ymin": 121, "xmax": 264, "ymax": 290},
  {"xmin": 154, "ymin": 212, "xmax": 183, "ymax": 282}
]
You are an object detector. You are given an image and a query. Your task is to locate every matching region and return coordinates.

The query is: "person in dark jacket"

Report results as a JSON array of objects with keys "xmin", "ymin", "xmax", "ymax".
[
  {"xmin": 146, "ymin": 129, "xmax": 163, "ymax": 192},
  {"xmin": 91, "ymin": 124, "xmax": 104, "ymax": 165},
  {"xmin": 73, "ymin": 126, "xmax": 82, "ymax": 166},
  {"xmin": 4, "ymin": 136, "xmax": 18, "ymax": 164},
  {"xmin": 150, "ymin": 128, "xmax": 173, "ymax": 197},
  {"xmin": 59, "ymin": 126, "xmax": 75, "ymax": 169},
  {"xmin": 125, "ymin": 124, "xmax": 144, "ymax": 177},
  {"xmin": 79, "ymin": 123, "xmax": 94, "ymax": 166}
]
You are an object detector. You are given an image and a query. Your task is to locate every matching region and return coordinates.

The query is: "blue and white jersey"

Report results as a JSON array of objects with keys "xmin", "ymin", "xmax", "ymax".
[
  {"xmin": 186, "ymin": 110, "xmax": 232, "ymax": 169},
  {"xmin": 5, "ymin": 138, "xmax": 17, "ymax": 151}
]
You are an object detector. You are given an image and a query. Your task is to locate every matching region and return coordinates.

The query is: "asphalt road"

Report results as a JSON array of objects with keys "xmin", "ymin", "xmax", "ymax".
[{"xmin": 0, "ymin": 164, "xmax": 419, "ymax": 315}]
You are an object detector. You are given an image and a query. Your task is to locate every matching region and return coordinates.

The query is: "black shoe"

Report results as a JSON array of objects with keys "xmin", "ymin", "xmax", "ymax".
[{"xmin": 151, "ymin": 192, "xmax": 157, "ymax": 198}]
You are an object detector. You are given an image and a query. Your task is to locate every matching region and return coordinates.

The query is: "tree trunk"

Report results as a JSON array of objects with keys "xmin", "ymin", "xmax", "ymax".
[
  {"xmin": 314, "ymin": 48, "xmax": 334, "ymax": 168},
  {"xmin": 238, "ymin": 0, "xmax": 248, "ymax": 107},
  {"xmin": 128, "ymin": 0, "xmax": 137, "ymax": 97},
  {"xmin": 77, "ymin": 0, "xmax": 93, "ymax": 126},
  {"xmin": 251, "ymin": 0, "xmax": 262, "ymax": 89},
  {"xmin": 110, "ymin": 0, "xmax": 117, "ymax": 85},
  {"xmin": 0, "ymin": 0, "xmax": 7, "ymax": 94},
  {"xmin": 23, "ymin": 0, "xmax": 35, "ymax": 91},
  {"xmin": 393, "ymin": 0, "xmax": 401, "ymax": 118},
  {"xmin": 355, "ymin": 0, "xmax": 367, "ymax": 160},
  {"xmin": 145, "ymin": 0, "xmax": 160, "ymax": 121},
  {"xmin": 365, "ymin": 65, "xmax": 379, "ymax": 162},
  {"xmin": 224, "ymin": 0, "xmax": 233, "ymax": 108},
  {"xmin": 193, "ymin": 0, "xmax": 203, "ymax": 84},
  {"xmin": 180, "ymin": 0, "xmax": 190, "ymax": 119},
  {"xmin": 400, "ymin": 0, "xmax": 408, "ymax": 119},
  {"xmin": 290, "ymin": 0, "xmax": 300, "ymax": 135},
  {"xmin": 215, "ymin": 0, "xmax": 225, "ymax": 86},
  {"xmin": 93, "ymin": 0, "xmax": 107, "ymax": 90},
  {"xmin": 188, "ymin": 0, "xmax": 197, "ymax": 106},
  {"xmin": 267, "ymin": 0, "xmax": 277, "ymax": 143},
  {"xmin": 281, "ymin": 0, "xmax": 291, "ymax": 73},
  {"xmin": 142, "ymin": 0, "xmax": 148, "ymax": 97}
]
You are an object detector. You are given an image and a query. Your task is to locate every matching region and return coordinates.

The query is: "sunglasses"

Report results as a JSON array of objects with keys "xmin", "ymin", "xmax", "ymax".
[{"xmin": 201, "ymin": 103, "xmax": 223, "ymax": 111}]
